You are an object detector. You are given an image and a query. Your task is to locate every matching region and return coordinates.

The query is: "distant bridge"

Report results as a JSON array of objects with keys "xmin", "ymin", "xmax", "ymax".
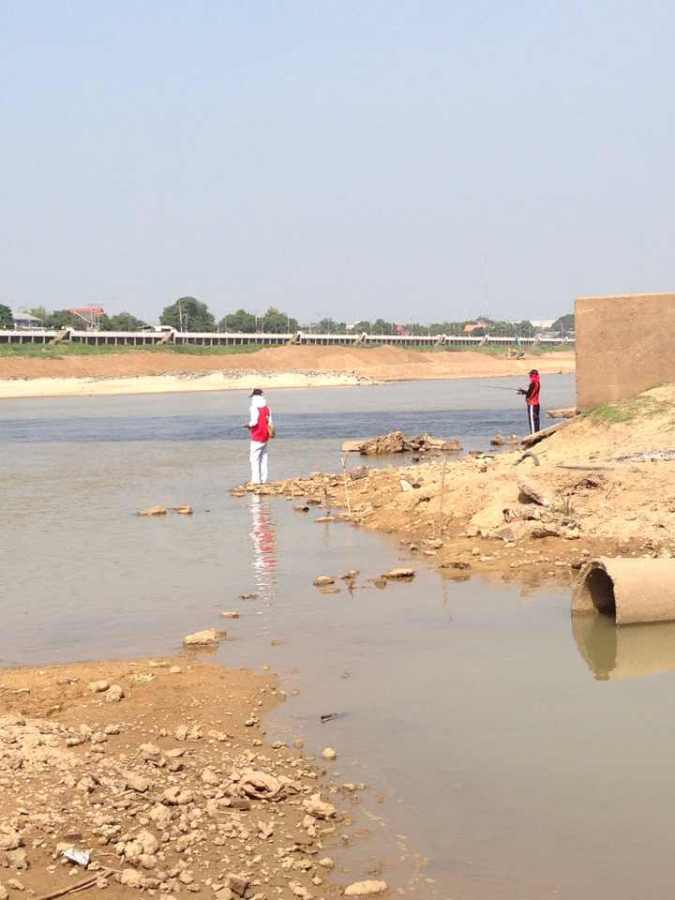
[{"xmin": 0, "ymin": 327, "xmax": 574, "ymax": 349}]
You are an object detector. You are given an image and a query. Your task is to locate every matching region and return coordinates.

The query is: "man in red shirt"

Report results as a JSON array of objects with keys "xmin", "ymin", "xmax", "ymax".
[
  {"xmin": 245, "ymin": 388, "xmax": 273, "ymax": 484},
  {"xmin": 518, "ymin": 369, "xmax": 541, "ymax": 434}
]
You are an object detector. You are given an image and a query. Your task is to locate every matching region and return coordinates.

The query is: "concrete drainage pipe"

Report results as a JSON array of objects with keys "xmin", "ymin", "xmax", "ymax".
[{"xmin": 573, "ymin": 557, "xmax": 675, "ymax": 625}]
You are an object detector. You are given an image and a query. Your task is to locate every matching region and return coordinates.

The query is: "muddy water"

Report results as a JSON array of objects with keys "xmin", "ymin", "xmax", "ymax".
[{"xmin": 9, "ymin": 376, "xmax": 675, "ymax": 899}]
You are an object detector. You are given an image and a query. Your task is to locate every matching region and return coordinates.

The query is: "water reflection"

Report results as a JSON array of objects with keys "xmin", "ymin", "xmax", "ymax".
[
  {"xmin": 248, "ymin": 496, "xmax": 278, "ymax": 602},
  {"xmin": 572, "ymin": 613, "xmax": 675, "ymax": 681}
]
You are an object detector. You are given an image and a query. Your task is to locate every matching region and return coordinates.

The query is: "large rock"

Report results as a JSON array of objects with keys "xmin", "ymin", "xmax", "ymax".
[
  {"xmin": 342, "ymin": 432, "xmax": 461, "ymax": 456},
  {"xmin": 518, "ymin": 481, "xmax": 551, "ymax": 507}
]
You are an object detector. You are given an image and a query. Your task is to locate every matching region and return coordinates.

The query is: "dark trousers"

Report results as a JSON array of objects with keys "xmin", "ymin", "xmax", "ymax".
[{"xmin": 527, "ymin": 404, "xmax": 541, "ymax": 434}]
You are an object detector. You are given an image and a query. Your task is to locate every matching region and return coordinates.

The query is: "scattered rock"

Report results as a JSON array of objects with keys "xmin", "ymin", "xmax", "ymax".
[
  {"xmin": 0, "ymin": 830, "xmax": 22, "ymax": 852},
  {"xmin": 88, "ymin": 680, "xmax": 110, "ymax": 693},
  {"xmin": 227, "ymin": 874, "xmax": 250, "ymax": 898},
  {"xmin": 120, "ymin": 868, "xmax": 145, "ymax": 888},
  {"xmin": 321, "ymin": 747, "xmax": 337, "ymax": 761},
  {"xmin": 137, "ymin": 506, "xmax": 167, "ymax": 517},
  {"xmin": 344, "ymin": 881, "xmax": 388, "ymax": 896},
  {"xmin": 302, "ymin": 793, "xmax": 336, "ymax": 819},
  {"xmin": 104, "ymin": 684, "xmax": 125, "ymax": 703},
  {"xmin": 220, "ymin": 611, "xmax": 240, "ymax": 619},
  {"xmin": 382, "ymin": 568, "xmax": 415, "ymax": 580},
  {"xmin": 123, "ymin": 771, "xmax": 150, "ymax": 793},
  {"xmin": 313, "ymin": 576, "xmax": 335, "ymax": 587},
  {"xmin": 183, "ymin": 629, "xmax": 222, "ymax": 646},
  {"xmin": 518, "ymin": 481, "xmax": 551, "ymax": 507}
]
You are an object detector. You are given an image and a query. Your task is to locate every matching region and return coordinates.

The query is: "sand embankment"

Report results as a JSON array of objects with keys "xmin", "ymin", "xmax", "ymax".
[
  {"xmin": 0, "ymin": 346, "xmax": 575, "ymax": 399},
  {"xmin": 0, "ymin": 370, "xmax": 367, "ymax": 399},
  {"xmin": 249, "ymin": 384, "xmax": 675, "ymax": 588}
]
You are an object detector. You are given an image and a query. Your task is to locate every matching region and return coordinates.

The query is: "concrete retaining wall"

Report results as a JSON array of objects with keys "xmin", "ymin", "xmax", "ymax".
[{"xmin": 576, "ymin": 293, "xmax": 675, "ymax": 409}]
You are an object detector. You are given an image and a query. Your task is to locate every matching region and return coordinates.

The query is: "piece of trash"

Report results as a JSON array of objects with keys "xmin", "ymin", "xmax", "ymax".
[
  {"xmin": 320, "ymin": 712, "xmax": 346, "ymax": 724},
  {"xmin": 63, "ymin": 848, "xmax": 91, "ymax": 866}
]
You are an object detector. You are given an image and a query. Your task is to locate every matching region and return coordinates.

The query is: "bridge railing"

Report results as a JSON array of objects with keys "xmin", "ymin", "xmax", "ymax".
[{"xmin": 0, "ymin": 328, "xmax": 574, "ymax": 348}]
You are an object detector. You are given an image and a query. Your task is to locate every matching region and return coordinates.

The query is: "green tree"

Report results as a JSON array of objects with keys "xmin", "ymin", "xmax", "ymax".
[
  {"xmin": 317, "ymin": 318, "xmax": 347, "ymax": 333},
  {"xmin": 514, "ymin": 320, "xmax": 535, "ymax": 337},
  {"xmin": 349, "ymin": 320, "xmax": 371, "ymax": 333},
  {"xmin": 160, "ymin": 297, "xmax": 215, "ymax": 332},
  {"xmin": 219, "ymin": 309, "xmax": 257, "ymax": 332},
  {"xmin": 371, "ymin": 318, "xmax": 395, "ymax": 334},
  {"xmin": 552, "ymin": 313, "xmax": 575, "ymax": 334},
  {"xmin": 0, "ymin": 304, "xmax": 13, "ymax": 329},
  {"xmin": 104, "ymin": 312, "xmax": 146, "ymax": 331},
  {"xmin": 45, "ymin": 309, "xmax": 80, "ymax": 329},
  {"xmin": 260, "ymin": 307, "xmax": 298, "ymax": 333}
]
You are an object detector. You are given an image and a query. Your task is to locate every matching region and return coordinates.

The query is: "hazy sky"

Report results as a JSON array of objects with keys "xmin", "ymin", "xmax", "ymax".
[{"xmin": 2, "ymin": 1, "xmax": 673, "ymax": 324}]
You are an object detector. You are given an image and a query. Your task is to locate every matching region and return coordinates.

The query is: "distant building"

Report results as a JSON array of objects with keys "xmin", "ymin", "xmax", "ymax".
[
  {"xmin": 12, "ymin": 310, "xmax": 43, "ymax": 329},
  {"xmin": 529, "ymin": 319, "xmax": 555, "ymax": 330}
]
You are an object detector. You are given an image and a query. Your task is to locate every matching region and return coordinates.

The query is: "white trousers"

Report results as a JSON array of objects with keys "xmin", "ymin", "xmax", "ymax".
[{"xmin": 250, "ymin": 441, "xmax": 269, "ymax": 484}]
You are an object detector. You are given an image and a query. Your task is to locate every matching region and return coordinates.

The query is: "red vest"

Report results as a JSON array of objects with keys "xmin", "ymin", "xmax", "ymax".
[
  {"xmin": 251, "ymin": 406, "xmax": 271, "ymax": 442},
  {"xmin": 527, "ymin": 377, "xmax": 541, "ymax": 406}
]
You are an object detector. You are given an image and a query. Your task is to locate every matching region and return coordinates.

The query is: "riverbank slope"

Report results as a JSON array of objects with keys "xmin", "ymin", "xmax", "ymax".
[{"xmin": 0, "ymin": 346, "xmax": 574, "ymax": 399}]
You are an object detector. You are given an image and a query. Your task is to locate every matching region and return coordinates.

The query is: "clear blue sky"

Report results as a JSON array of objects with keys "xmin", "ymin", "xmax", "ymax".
[{"xmin": 2, "ymin": 1, "xmax": 673, "ymax": 324}]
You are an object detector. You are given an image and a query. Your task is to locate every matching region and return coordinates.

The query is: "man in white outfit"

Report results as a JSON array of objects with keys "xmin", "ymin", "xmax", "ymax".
[{"xmin": 245, "ymin": 388, "xmax": 273, "ymax": 484}]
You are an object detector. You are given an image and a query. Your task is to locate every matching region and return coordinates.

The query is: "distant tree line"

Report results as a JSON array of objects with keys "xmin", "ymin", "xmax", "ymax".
[{"xmin": 1, "ymin": 297, "xmax": 575, "ymax": 336}]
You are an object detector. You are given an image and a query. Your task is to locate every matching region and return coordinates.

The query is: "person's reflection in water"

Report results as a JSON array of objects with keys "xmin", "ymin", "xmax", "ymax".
[{"xmin": 249, "ymin": 496, "xmax": 278, "ymax": 604}]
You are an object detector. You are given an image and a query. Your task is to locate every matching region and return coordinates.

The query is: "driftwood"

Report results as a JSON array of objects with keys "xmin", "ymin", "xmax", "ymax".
[
  {"xmin": 556, "ymin": 464, "xmax": 615, "ymax": 471},
  {"xmin": 520, "ymin": 421, "xmax": 570, "ymax": 448},
  {"xmin": 36, "ymin": 869, "xmax": 113, "ymax": 900}
]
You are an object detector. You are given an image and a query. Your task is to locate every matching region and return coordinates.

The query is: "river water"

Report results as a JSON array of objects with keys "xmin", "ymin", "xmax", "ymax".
[{"xmin": 4, "ymin": 375, "xmax": 675, "ymax": 899}]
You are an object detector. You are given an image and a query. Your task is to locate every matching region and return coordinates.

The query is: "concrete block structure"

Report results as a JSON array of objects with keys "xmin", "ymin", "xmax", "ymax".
[{"xmin": 576, "ymin": 293, "xmax": 675, "ymax": 409}]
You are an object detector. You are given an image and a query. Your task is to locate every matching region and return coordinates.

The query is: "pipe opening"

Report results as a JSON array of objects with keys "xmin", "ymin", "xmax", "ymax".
[{"xmin": 584, "ymin": 568, "xmax": 616, "ymax": 618}]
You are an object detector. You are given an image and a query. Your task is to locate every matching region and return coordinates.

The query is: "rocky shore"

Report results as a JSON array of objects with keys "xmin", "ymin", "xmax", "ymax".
[
  {"xmin": 239, "ymin": 386, "xmax": 675, "ymax": 587},
  {"xmin": 0, "ymin": 659, "xmax": 379, "ymax": 900}
]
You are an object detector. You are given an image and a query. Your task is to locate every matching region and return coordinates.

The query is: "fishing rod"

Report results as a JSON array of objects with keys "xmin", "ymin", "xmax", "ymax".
[{"xmin": 483, "ymin": 385, "xmax": 523, "ymax": 392}]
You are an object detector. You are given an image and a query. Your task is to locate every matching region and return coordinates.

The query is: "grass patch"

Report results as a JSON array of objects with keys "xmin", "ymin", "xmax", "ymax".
[
  {"xmin": 589, "ymin": 395, "xmax": 673, "ymax": 424},
  {"xmin": 0, "ymin": 343, "xmax": 267, "ymax": 359}
]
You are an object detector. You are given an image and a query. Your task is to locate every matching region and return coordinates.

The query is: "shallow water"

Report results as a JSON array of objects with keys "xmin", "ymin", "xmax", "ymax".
[{"xmin": 6, "ymin": 376, "xmax": 675, "ymax": 899}]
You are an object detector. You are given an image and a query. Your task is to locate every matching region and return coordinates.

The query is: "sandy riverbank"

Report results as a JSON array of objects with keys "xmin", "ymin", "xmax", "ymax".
[
  {"xmin": 241, "ymin": 384, "xmax": 675, "ymax": 587},
  {"xmin": 0, "ymin": 371, "xmax": 369, "ymax": 400},
  {"xmin": 0, "ymin": 655, "xmax": 377, "ymax": 899},
  {"xmin": 0, "ymin": 346, "xmax": 574, "ymax": 399}
]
